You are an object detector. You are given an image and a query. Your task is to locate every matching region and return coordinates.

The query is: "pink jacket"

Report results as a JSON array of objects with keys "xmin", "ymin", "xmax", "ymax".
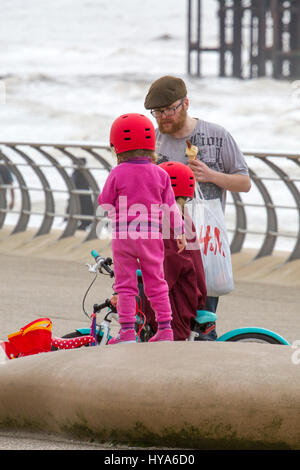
[{"xmin": 98, "ymin": 158, "xmax": 184, "ymax": 236}]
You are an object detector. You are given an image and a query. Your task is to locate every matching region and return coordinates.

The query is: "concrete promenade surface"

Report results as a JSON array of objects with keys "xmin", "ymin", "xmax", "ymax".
[
  {"xmin": 0, "ymin": 228, "xmax": 300, "ymax": 450},
  {"xmin": 0, "ymin": 227, "xmax": 299, "ymax": 343}
]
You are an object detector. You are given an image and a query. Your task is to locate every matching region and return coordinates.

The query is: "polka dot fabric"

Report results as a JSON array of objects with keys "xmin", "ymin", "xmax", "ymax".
[{"xmin": 51, "ymin": 335, "xmax": 95, "ymax": 349}]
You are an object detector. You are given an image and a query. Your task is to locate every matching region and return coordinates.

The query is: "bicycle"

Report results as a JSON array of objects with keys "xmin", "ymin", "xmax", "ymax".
[{"xmin": 51, "ymin": 250, "xmax": 290, "ymax": 350}]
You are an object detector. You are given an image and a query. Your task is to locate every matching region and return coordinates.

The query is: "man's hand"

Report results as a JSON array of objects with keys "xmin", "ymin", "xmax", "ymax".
[
  {"xmin": 189, "ymin": 159, "xmax": 214, "ymax": 183},
  {"xmin": 189, "ymin": 159, "xmax": 251, "ymax": 193}
]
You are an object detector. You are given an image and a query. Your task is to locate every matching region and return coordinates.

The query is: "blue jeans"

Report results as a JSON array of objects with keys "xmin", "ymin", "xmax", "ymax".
[{"xmin": 205, "ymin": 296, "xmax": 219, "ymax": 314}]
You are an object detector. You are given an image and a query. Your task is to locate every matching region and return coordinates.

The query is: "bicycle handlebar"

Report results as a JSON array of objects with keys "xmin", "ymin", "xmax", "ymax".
[
  {"xmin": 93, "ymin": 298, "xmax": 115, "ymax": 313},
  {"xmin": 91, "ymin": 250, "xmax": 114, "ymax": 277}
]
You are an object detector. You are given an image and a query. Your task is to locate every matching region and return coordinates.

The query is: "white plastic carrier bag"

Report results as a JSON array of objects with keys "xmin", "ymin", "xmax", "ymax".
[{"xmin": 187, "ymin": 187, "xmax": 234, "ymax": 297}]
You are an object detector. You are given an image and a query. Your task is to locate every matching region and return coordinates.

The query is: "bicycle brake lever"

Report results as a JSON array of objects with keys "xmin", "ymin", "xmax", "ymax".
[{"xmin": 86, "ymin": 263, "xmax": 98, "ymax": 273}]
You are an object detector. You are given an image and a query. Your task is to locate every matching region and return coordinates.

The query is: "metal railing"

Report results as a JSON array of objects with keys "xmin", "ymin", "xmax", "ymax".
[
  {"xmin": 0, "ymin": 141, "xmax": 112, "ymax": 242},
  {"xmin": 1, "ymin": 141, "xmax": 300, "ymax": 262},
  {"xmin": 227, "ymin": 149, "xmax": 300, "ymax": 262}
]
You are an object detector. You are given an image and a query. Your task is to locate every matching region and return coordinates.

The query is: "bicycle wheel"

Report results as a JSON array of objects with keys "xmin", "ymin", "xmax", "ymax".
[{"xmin": 223, "ymin": 332, "xmax": 285, "ymax": 345}]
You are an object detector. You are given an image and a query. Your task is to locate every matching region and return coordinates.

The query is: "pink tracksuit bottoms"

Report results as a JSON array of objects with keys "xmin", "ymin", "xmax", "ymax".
[{"xmin": 111, "ymin": 236, "xmax": 172, "ymax": 327}]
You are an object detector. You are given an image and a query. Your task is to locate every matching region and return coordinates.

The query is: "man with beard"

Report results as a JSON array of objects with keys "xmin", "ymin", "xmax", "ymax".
[{"xmin": 144, "ymin": 75, "xmax": 251, "ymax": 339}]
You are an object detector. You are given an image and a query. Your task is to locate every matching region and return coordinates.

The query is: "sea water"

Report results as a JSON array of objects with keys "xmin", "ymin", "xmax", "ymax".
[{"xmin": 0, "ymin": 0, "xmax": 299, "ymax": 252}]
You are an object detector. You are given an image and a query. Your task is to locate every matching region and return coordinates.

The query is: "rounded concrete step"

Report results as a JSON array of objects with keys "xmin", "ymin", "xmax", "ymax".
[{"xmin": 0, "ymin": 341, "xmax": 298, "ymax": 449}]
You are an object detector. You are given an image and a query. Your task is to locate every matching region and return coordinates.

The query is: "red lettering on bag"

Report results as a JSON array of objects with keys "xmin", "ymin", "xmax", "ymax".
[
  {"xmin": 200, "ymin": 225, "xmax": 212, "ymax": 255},
  {"xmin": 200, "ymin": 225, "xmax": 226, "ymax": 257},
  {"xmin": 214, "ymin": 227, "xmax": 221, "ymax": 255}
]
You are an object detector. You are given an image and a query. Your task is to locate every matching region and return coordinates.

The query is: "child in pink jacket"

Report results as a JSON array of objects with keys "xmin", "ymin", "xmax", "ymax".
[{"xmin": 98, "ymin": 113, "xmax": 186, "ymax": 344}]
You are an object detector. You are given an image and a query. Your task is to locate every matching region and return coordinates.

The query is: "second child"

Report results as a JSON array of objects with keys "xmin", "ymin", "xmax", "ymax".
[{"xmin": 143, "ymin": 161, "xmax": 207, "ymax": 341}]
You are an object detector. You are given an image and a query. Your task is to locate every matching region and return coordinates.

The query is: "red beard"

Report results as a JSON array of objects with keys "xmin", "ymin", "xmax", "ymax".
[{"xmin": 158, "ymin": 107, "xmax": 187, "ymax": 135}]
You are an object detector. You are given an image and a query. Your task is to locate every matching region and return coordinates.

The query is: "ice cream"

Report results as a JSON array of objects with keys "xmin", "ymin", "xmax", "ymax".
[{"xmin": 185, "ymin": 140, "xmax": 198, "ymax": 161}]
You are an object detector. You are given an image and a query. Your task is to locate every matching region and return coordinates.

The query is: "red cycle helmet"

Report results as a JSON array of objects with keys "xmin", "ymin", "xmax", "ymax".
[
  {"xmin": 159, "ymin": 161, "xmax": 195, "ymax": 199},
  {"xmin": 110, "ymin": 113, "xmax": 156, "ymax": 154}
]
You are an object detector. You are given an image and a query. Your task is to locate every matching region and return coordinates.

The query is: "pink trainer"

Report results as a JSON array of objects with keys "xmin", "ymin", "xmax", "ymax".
[
  {"xmin": 107, "ymin": 329, "xmax": 136, "ymax": 345},
  {"xmin": 148, "ymin": 329, "xmax": 174, "ymax": 342}
]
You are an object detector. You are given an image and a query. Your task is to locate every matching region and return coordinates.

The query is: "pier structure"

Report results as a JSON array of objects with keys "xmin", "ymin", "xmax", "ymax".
[{"xmin": 187, "ymin": 0, "xmax": 300, "ymax": 79}]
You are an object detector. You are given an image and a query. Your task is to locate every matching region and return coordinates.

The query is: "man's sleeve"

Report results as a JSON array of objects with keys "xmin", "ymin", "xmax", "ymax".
[{"xmin": 222, "ymin": 131, "xmax": 249, "ymax": 176}]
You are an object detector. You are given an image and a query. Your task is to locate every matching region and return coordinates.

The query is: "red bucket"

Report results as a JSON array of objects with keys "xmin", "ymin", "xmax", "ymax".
[
  {"xmin": 8, "ymin": 318, "xmax": 52, "ymax": 357},
  {"xmin": 0, "ymin": 341, "xmax": 19, "ymax": 360}
]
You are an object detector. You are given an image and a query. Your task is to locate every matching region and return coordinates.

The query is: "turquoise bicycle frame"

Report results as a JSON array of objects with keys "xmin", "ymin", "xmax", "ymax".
[
  {"xmin": 79, "ymin": 256, "xmax": 290, "ymax": 346},
  {"xmin": 75, "ymin": 325, "xmax": 289, "ymax": 345},
  {"xmin": 76, "ymin": 306, "xmax": 290, "ymax": 345}
]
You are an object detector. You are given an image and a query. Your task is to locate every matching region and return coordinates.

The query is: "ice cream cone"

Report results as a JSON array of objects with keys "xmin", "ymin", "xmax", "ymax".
[{"xmin": 185, "ymin": 140, "xmax": 198, "ymax": 162}]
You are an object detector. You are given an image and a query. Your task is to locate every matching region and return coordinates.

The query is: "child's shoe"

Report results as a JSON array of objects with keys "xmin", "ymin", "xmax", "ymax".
[
  {"xmin": 193, "ymin": 322, "xmax": 217, "ymax": 341},
  {"xmin": 107, "ymin": 329, "xmax": 136, "ymax": 345},
  {"xmin": 148, "ymin": 328, "xmax": 174, "ymax": 342}
]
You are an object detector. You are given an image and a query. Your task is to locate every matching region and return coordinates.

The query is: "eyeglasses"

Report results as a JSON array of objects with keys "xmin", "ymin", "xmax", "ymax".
[{"xmin": 150, "ymin": 100, "xmax": 184, "ymax": 118}]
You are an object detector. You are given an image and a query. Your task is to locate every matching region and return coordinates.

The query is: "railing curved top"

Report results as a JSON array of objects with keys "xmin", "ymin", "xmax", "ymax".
[{"xmin": 1, "ymin": 142, "xmax": 300, "ymax": 263}]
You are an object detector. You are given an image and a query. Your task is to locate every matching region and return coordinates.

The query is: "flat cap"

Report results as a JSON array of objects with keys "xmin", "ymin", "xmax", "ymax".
[{"xmin": 144, "ymin": 76, "xmax": 187, "ymax": 109}]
